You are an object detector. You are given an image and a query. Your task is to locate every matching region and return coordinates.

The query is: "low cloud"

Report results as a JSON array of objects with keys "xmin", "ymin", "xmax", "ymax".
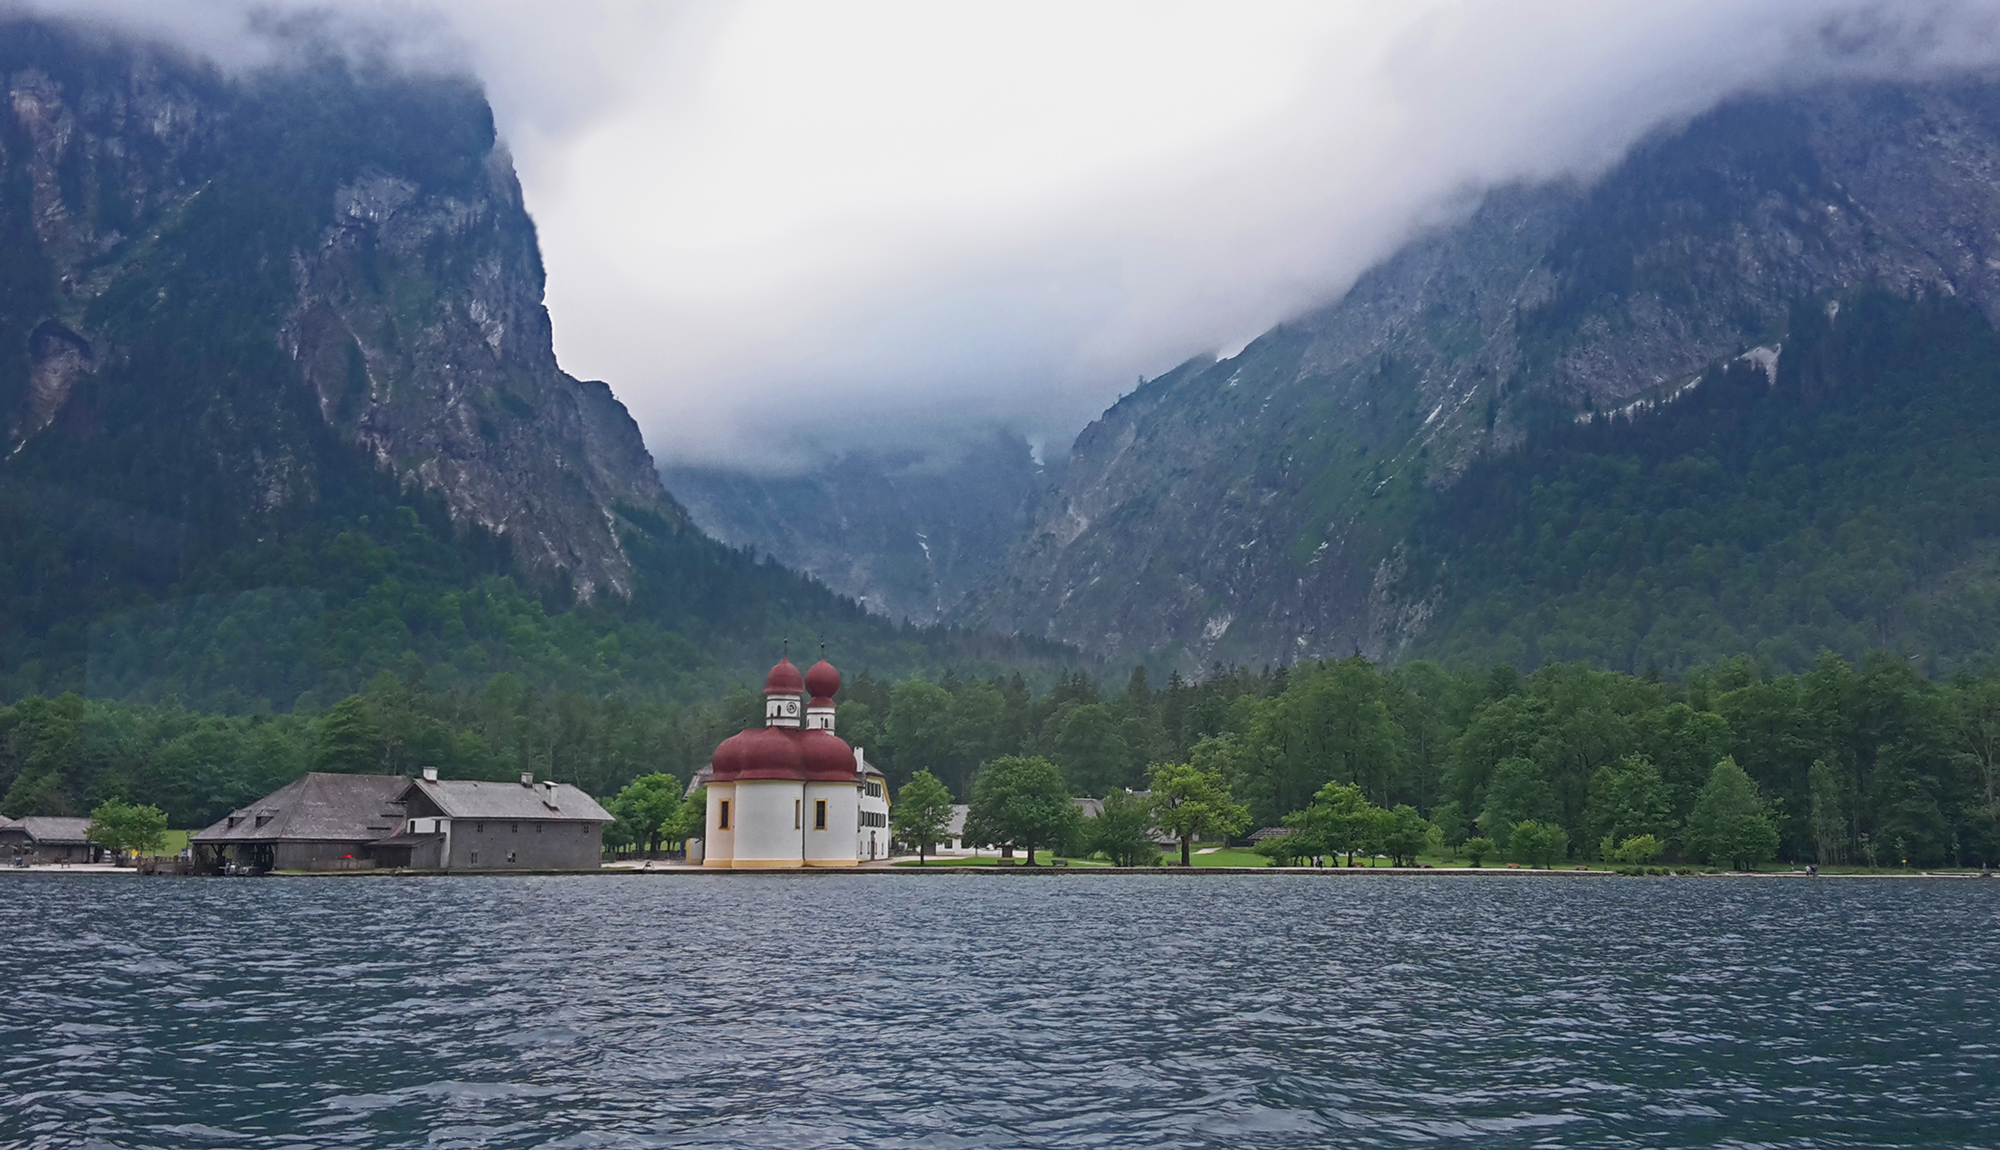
[{"xmin": 21, "ymin": 1, "xmax": 2000, "ymax": 471}]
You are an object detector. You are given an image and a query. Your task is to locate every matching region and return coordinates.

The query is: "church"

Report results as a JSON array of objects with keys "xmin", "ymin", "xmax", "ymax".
[{"xmin": 698, "ymin": 653, "xmax": 892, "ymax": 868}]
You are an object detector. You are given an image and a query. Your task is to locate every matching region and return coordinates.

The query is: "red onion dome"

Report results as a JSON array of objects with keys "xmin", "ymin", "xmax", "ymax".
[
  {"xmin": 798, "ymin": 729, "xmax": 858, "ymax": 781},
  {"xmin": 711, "ymin": 725, "xmax": 806, "ymax": 782},
  {"xmin": 804, "ymin": 659, "xmax": 841, "ymax": 700},
  {"xmin": 764, "ymin": 657, "xmax": 804, "ymax": 695}
]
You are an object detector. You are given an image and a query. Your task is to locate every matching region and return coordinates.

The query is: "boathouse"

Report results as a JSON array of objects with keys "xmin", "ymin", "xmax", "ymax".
[
  {"xmin": 0, "ymin": 816, "xmax": 101, "ymax": 863},
  {"xmin": 190, "ymin": 773, "xmax": 410, "ymax": 872}
]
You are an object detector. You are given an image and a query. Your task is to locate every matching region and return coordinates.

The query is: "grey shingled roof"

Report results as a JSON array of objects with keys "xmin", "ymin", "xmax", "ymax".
[
  {"xmin": 405, "ymin": 779, "xmax": 612, "ymax": 823},
  {"xmin": 12, "ymin": 816, "xmax": 93, "ymax": 845},
  {"xmin": 191, "ymin": 773, "xmax": 410, "ymax": 845}
]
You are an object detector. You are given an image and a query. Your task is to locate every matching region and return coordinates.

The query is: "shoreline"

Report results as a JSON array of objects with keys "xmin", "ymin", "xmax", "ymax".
[{"xmin": 8, "ymin": 863, "xmax": 1994, "ymax": 879}]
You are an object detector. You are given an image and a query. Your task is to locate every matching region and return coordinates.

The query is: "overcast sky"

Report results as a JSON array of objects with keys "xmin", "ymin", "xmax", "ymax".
[{"xmin": 24, "ymin": 1, "xmax": 2000, "ymax": 471}]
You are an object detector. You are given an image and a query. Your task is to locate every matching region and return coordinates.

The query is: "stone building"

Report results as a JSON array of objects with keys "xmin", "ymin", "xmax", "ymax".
[
  {"xmin": 374, "ymin": 770, "xmax": 612, "ymax": 871},
  {"xmin": 193, "ymin": 770, "xmax": 611, "ymax": 872}
]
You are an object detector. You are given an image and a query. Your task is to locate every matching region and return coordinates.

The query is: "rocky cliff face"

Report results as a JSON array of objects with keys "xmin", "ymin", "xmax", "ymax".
[
  {"xmin": 664, "ymin": 430, "xmax": 1044, "ymax": 624},
  {"xmin": 0, "ymin": 20, "xmax": 675, "ymax": 600},
  {"xmin": 957, "ymin": 79, "xmax": 2000, "ymax": 670}
]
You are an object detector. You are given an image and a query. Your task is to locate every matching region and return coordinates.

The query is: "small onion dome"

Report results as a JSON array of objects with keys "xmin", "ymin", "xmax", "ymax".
[
  {"xmin": 799, "ymin": 729, "xmax": 858, "ymax": 781},
  {"xmin": 804, "ymin": 659, "xmax": 841, "ymax": 700},
  {"xmin": 765, "ymin": 657, "xmax": 804, "ymax": 696},
  {"xmin": 711, "ymin": 725, "xmax": 805, "ymax": 781}
]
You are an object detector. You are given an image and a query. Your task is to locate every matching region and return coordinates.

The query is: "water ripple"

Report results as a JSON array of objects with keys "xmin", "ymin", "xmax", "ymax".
[{"xmin": 0, "ymin": 874, "xmax": 1995, "ymax": 1147}]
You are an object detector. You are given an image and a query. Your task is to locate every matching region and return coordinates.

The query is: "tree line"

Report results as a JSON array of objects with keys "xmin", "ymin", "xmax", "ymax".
[
  {"xmin": 4, "ymin": 646, "xmax": 1997, "ymax": 869},
  {"xmin": 861, "ymin": 651, "xmax": 2000, "ymax": 868}
]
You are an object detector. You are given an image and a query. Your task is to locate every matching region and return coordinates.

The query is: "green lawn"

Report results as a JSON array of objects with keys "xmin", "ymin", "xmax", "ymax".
[
  {"xmin": 893, "ymin": 851, "xmax": 1112, "ymax": 868},
  {"xmin": 895, "ymin": 845, "xmax": 1628, "ymax": 869},
  {"xmin": 160, "ymin": 830, "xmax": 190, "ymax": 856}
]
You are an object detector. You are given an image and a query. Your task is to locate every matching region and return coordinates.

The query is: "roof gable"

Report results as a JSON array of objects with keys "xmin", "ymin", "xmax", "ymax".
[
  {"xmin": 402, "ymin": 778, "xmax": 613, "ymax": 823},
  {"xmin": 14, "ymin": 816, "xmax": 92, "ymax": 844},
  {"xmin": 191, "ymin": 773, "xmax": 410, "ymax": 844}
]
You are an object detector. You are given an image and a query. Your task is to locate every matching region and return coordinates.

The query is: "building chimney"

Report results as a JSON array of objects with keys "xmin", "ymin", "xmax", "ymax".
[
  {"xmin": 422, "ymin": 767, "xmax": 438, "ymax": 782},
  {"xmin": 520, "ymin": 772, "xmax": 534, "ymax": 787}
]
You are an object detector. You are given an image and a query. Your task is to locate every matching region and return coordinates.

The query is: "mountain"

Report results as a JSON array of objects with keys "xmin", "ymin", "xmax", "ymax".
[
  {"xmin": 2, "ymin": 21, "xmax": 670, "ymax": 601},
  {"xmin": 957, "ymin": 78, "xmax": 2000, "ymax": 674},
  {"xmin": 0, "ymin": 19, "xmax": 1069, "ymax": 709},
  {"xmin": 664, "ymin": 429, "xmax": 1044, "ymax": 625}
]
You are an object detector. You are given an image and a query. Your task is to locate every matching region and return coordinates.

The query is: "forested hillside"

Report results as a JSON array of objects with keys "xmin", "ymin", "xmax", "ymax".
[{"xmin": 1395, "ymin": 290, "xmax": 2000, "ymax": 676}]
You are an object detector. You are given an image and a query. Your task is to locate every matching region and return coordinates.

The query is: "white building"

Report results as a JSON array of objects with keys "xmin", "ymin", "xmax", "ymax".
[
  {"xmin": 696, "ymin": 654, "xmax": 892, "ymax": 868},
  {"xmin": 856, "ymin": 748, "xmax": 891, "ymax": 862}
]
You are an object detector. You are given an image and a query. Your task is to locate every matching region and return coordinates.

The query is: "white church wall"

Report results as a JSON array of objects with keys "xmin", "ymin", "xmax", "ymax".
[
  {"xmin": 732, "ymin": 780, "xmax": 804, "ymax": 868},
  {"xmin": 804, "ymin": 780, "xmax": 858, "ymax": 867},
  {"xmin": 702, "ymin": 782, "xmax": 737, "ymax": 868}
]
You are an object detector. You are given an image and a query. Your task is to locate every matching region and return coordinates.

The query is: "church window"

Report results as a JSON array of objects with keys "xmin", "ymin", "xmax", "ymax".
[
  {"xmin": 718, "ymin": 801, "xmax": 730, "ymax": 830},
  {"xmin": 795, "ymin": 799, "xmax": 801, "ymax": 829},
  {"xmin": 815, "ymin": 800, "xmax": 827, "ymax": 830}
]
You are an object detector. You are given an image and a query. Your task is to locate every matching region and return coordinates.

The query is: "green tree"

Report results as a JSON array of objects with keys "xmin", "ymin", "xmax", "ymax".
[
  {"xmin": 964, "ymin": 756, "xmax": 1078, "ymax": 865},
  {"xmin": 1462, "ymin": 836, "xmax": 1495, "ymax": 867},
  {"xmin": 1289, "ymin": 779, "xmax": 1383, "ymax": 866},
  {"xmin": 1685, "ymin": 758, "xmax": 1780, "ymax": 870},
  {"xmin": 892, "ymin": 769, "xmax": 956, "ymax": 865},
  {"xmin": 1478, "ymin": 757, "xmax": 1556, "ymax": 839},
  {"xmin": 885, "ymin": 678, "xmax": 955, "ymax": 790},
  {"xmin": 85, "ymin": 798, "xmax": 169, "ymax": 860},
  {"xmin": 314, "ymin": 695, "xmax": 382, "ymax": 773},
  {"xmin": 609, "ymin": 773, "xmax": 684, "ymax": 857},
  {"xmin": 1606, "ymin": 833, "xmax": 1663, "ymax": 864},
  {"xmin": 1380, "ymin": 805, "xmax": 1433, "ymax": 867},
  {"xmin": 1085, "ymin": 789, "xmax": 1161, "ymax": 866},
  {"xmin": 1253, "ymin": 831, "xmax": 1308, "ymax": 866},
  {"xmin": 1049, "ymin": 703, "xmax": 1131, "ymax": 796},
  {"xmin": 0, "ymin": 694, "xmax": 86, "ymax": 817},
  {"xmin": 1149, "ymin": 760, "xmax": 1250, "ymax": 866},
  {"xmin": 1248, "ymin": 659, "xmax": 1403, "ymax": 823},
  {"xmin": 1509, "ymin": 820, "xmax": 1569, "ymax": 868},
  {"xmin": 1952, "ymin": 679, "xmax": 2000, "ymax": 865},
  {"xmin": 1428, "ymin": 799, "xmax": 1467, "ymax": 852},
  {"xmin": 1584, "ymin": 755, "xmax": 1674, "ymax": 857},
  {"xmin": 1806, "ymin": 758, "xmax": 1845, "ymax": 864},
  {"xmin": 669, "ymin": 787, "xmax": 707, "ymax": 850}
]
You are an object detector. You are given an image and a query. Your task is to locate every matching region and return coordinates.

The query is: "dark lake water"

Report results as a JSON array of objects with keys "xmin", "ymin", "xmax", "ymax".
[{"xmin": 1, "ymin": 873, "xmax": 1996, "ymax": 1148}]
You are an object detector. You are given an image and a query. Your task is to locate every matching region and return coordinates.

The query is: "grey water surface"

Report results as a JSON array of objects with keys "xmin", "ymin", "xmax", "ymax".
[{"xmin": 1, "ymin": 873, "xmax": 1995, "ymax": 1148}]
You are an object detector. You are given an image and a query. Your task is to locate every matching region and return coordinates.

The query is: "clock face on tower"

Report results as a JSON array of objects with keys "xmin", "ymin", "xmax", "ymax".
[{"xmin": 785, "ymin": 701, "xmax": 798, "ymax": 715}]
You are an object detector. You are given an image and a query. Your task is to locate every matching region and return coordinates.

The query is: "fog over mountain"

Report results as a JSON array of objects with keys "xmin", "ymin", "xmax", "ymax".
[{"xmin": 19, "ymin": 0, "xmax": 2000, "ymax": 475}]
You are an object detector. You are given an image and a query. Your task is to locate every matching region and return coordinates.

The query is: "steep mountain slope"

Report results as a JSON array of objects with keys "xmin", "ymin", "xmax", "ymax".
[
  {"xmin": 664, "ymin": 430, "xmax": 1044, "ymax": 624},
  {"xmin": 0, "ymin": 23, "xmax": 672, "ymax": 600},
  {"xmin": 959, "ymin": 79, "xmax": 2000, "ymax": 671},
  {"xmin": 0, "ymin": 20, "xmax": 1070, "ymax": 708},
  {"xmin": 1399, "ymin": 289, "xmax": 2000, "ymax": 676}
]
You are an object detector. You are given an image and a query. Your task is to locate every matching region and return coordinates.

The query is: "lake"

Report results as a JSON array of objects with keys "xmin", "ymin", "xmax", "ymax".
[{"xmin": 0, "ymin": 873, "xmax": 1995, "ymax": 1148}]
